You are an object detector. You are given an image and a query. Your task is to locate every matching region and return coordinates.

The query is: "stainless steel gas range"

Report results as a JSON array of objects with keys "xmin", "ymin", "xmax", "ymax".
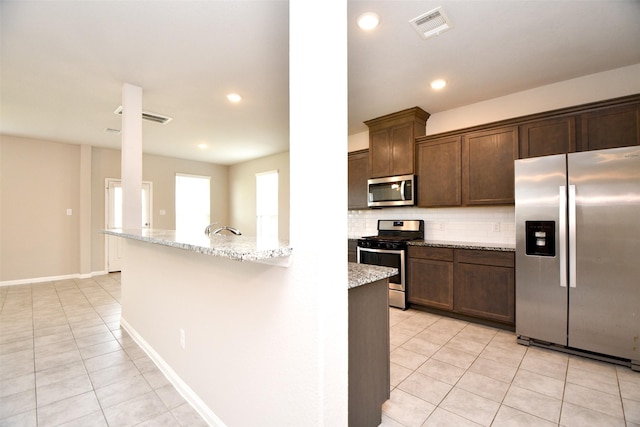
[{"xmin": 357, "ymin": 220, "xmax": 424, "ymax": 309}]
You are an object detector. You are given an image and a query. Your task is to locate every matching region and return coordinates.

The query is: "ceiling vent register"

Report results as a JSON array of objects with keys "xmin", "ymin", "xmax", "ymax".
[
  {"xmin": 409, "ymin": 6, "xmax": 452, "ymax": 40},
  {"xmin": 113, "ymin": 106, "xmax": 173, "ymax": 124}
]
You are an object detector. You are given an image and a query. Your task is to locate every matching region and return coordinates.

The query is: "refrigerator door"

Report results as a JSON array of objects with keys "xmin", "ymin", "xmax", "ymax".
[
  {"xmin": 567, "ymin": 146, "xmax": 640, "ymax": 360},
  {"xmin": 515, "ymin": 154, "xmax": 568, "ymax": 345}
]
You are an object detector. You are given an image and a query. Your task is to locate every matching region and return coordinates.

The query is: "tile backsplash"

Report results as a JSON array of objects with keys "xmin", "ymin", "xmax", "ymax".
[{"xmin": 348, "ymin": 205, "xmax": 515, "ymax": 244}]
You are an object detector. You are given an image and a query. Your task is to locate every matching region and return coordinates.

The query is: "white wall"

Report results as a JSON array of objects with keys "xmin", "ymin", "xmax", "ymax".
[
  {"xmin": 348, "ymin": 63, "xmax": 640, "ymax": 152},
  {"xmin": 349, "ymin": 205, "xmax": 515, "ymax": 244},
  {"xmin": 425, "ymin": 63, "xmax": 640, "ymax": 136}
]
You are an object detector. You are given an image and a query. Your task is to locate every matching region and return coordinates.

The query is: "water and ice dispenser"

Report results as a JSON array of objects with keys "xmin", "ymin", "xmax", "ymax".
[{"xmin": 525, "ymin": 221, "xmax": 556, "ymax": 257}]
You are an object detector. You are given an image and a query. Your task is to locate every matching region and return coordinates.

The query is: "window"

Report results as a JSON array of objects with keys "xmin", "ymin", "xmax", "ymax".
[
  {"xmin": 256, "ymin": 170, "xmax": 278, "ymax": 239},
  {"xmin": 175, "ymin": 174, "xmax": 210, "ymax": 235}
]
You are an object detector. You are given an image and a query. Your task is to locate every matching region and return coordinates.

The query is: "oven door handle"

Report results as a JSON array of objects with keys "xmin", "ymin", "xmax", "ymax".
[{"xmin": 357, "ymin": 247, "xmax": 404, "ymax": 255}]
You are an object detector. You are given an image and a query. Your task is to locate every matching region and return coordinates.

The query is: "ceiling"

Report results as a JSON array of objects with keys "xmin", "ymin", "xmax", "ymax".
[{"xmin": 2, "ymin": 1, "xmax": 639, "ymax": 165}]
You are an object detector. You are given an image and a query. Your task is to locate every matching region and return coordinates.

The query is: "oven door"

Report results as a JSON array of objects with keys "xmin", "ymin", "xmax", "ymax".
[{"xmin": 356, "ymin": 247, "xmax": 405, "ymax": 291}]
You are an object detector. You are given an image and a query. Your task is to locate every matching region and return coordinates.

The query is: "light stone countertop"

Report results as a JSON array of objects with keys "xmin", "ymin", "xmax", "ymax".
[
  {"xmin": 104, "ymin": 229, "xmax": 396, "ymax": 284},
  {"xmin": 348, "ymin": 237, "xmax": 514, "ymax": 252},
  {"xmin": 348, "ymin": 262, "xmax": 397, "ymax": 289},
  {"xmin": 408, "ymin": 240, "xmax": 515, "ymax": 252},
  {"xmin": 103, "ymin": 229, "xmax": 292, "ymax": 262}
]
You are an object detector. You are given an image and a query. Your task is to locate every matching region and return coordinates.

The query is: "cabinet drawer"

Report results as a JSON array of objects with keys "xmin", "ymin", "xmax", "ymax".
[
  {"xmin": 408, "ymin": 246, "xmax": 454, "ymax": 262},
  {"xmin": 455, "ymin": 249, "xmax": 514, "ymax": 268}
]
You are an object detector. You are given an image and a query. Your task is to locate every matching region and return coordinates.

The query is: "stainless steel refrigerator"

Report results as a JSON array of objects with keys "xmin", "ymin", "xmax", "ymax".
[{"xmin": 515, "ymin": 145, "xmax": 640, "ymax": 370}]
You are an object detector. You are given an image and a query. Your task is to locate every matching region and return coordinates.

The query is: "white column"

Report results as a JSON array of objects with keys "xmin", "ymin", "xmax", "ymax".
[
  {"xmin": 290, "ymin": 0, "xmax": 348, "ymax": 424},
  {"xmin": 121, "ymin": 83, "xmax": 143, "ymax": 229}
]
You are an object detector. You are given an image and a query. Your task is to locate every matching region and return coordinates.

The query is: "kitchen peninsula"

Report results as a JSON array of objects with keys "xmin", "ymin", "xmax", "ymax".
[{"xmin": 104, "ymin": 229, "xmax": 395, "ymax": 427}]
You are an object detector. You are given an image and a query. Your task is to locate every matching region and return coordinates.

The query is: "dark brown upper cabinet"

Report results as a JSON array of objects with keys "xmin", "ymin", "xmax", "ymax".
[
  {"xmin": 519, "ymin": 116, "xmax": 576, "ymax": 158},
  {"xmin": 462, "ymin": 126, "xmax": 519, "ymax": 205},
  {"xmin": 365, "ymin": 107, "xmax": 430, "ymax": 178},
  {"xmin": 348, "ymin": 149, "xmax": 369, "ymax": 210},
  {"xmin": 416, "ymin": 136, "xmax": 462, "ymax": 207},
  {"xmin": 579, "ymin": 103, "xmax": 640, "ymax": 151},
  {"xmin": 415, "ymin": 126, "xmax": 518, "ymax": 207}
]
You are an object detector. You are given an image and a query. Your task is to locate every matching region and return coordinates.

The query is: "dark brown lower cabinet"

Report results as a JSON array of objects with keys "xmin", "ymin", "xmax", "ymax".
[
  {"xmin": 348, "ymin": 239, "xmax": 357, "ymax": 263},
  {"xmin": 408, "ymin": 247, "xmax": 515, "ymax": 326},
  {"xmin": 349, "ymin": 278, "xmax": 390, "ymax": 427},
  {"xmin": 454, "ymin": 250, "xmax": 515, "ymax": 324},
  {"xmin": 407, "ymin": 247, "xmax": 454, "ymax": 310}
]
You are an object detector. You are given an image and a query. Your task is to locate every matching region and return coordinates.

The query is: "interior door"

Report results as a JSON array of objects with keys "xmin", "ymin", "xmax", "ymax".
[{"xmin": 105, "ymin": 179, "xmax": 152, "ymax": 272}]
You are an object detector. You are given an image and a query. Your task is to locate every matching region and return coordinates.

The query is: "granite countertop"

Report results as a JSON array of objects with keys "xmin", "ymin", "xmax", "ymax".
[
  {"xmin": 103, "ymin": 229, "xmax": 292, "ymax": 262},
  {"xmin": 348, "ymin": 262, "xmax": 397, "ymax": 289},
  {"xmin": 408, "ymin": 240, "xmax": 515, "ymax": 252}
]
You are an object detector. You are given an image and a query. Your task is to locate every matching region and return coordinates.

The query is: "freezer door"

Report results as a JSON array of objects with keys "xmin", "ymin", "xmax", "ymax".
[
  {"xmin": 515, "ymin": 154, "xmax": 568, "ymax": 345},
  {"xmin": 567, "ymin": 146, "xmax": 640, "ymax": 361}
]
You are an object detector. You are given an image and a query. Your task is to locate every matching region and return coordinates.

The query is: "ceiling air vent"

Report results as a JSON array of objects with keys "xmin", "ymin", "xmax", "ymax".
[
  {"xmin": 409, "ymin": 6, "xmax": 452, "ymax": 40},
  {"xmin": 114, "ymin": 106, "xmax": 173, "ymax": 124}
]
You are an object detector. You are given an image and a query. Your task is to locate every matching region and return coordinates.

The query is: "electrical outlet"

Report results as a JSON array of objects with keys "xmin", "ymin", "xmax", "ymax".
[
  {"xmin": 179, "ymin": 328, "xmax": 186, "ymax": 350},
  {"xmin": 493, "ymin": 222, "xmax": 500, "ymax": 232}
]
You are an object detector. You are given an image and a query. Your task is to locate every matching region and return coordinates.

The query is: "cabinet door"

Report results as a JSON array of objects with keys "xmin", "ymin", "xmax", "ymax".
[
  {"xmin": 390, "ymin": 122, "xmax": 414, "ymax": 176},
  {"xmin": 454, "ymin": 262, "xmax": 515, "ymax": 324},
  {"xmin": 348, "ymin": 150, "xmax": 369, "ymax": 209},
  {"xmin": 369, "ymin": 129, "xmax": 391, "ymax": 178},
  {"xmin": 520, "ymin": 116, "xmax": 576, "ymax": 158},
  {"xmin": 408, "ymin": 258, "xmax": 453, "ymax": 310},
  {"xmin": 579, "ymin": 103, "xmax": 640, "ymax": 151},
  {"xmin": 416, "ymin": 136, "xmax": 461, "ymax": 207},
  {"xmin": 462, "ymin": 126, "xmax": 518, "ymax": 205}
]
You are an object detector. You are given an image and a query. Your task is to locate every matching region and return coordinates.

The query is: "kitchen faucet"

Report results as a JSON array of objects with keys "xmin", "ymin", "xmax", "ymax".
[{"xmin": 204, "ymin": 223, "xmax": 242, "ymax": 235}]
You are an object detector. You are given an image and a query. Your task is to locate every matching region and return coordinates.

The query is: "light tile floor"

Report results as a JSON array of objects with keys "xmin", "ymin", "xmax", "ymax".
[
  {"xmin": 382, "ymin": 308, "xmax": 640, "ymax": 427},
  {"xmin": 0, "ymin": 273, "xmax": 208, "ymax": 427},
  {"xmin": 3, "ymin": 275, "xmax": 640, "ymax": 426}
]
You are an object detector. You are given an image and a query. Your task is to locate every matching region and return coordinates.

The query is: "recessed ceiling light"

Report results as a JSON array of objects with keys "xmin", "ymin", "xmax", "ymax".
[
  {"xmin": 357, "ymin": 12, "xmax": 380, "ymax": 30},
  {"xmin": 227, "ymin": 93, "xmax": 242, "ymax": 103},
  {"xmin": 430, "ymin": 79, "xmax": 447, "ymax": 90},
  {"xmin": 198, "ymin": 143, "xmax": 208, "ymax": 149}
]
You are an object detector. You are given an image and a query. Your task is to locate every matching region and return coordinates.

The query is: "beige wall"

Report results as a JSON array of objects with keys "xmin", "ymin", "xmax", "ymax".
[
  {"xmin": 90, "ymin": 147, "xmax": 230, "ymax": 275},
  {"xmin": 1, "ymin": 135, "xmax": 81, "ymax": 281},
  {"xmin": 1, "ymin": 136, "xmax": 232, "ymax": 282},
  {"xmin": 228, "ymin": 151, "xmax": 290, "ymax": 240}
]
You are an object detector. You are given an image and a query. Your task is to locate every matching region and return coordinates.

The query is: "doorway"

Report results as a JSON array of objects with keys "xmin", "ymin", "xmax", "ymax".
[{"xmin": 105, "ymin": 179, "xmax": 152, "ymax": 272}]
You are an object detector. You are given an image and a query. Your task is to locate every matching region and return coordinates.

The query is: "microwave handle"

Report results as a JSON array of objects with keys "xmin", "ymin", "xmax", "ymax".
[{"xmin": 400, "ymin": 181, "xmax": 406, "ymax": 200}]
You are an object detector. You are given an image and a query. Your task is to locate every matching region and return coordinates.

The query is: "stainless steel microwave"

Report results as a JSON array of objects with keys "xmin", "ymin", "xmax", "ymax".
[{"xmin": 367, "ymin": 174, "xmax": 415, "ymax": 207}]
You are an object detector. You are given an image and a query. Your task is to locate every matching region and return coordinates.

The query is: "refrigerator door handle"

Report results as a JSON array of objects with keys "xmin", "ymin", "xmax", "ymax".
[
  {"xmin": 559, "ymin": 186, "xmax": 567, "ymax": 288},
  {"xmin": 568, "ymin": 184, "xmax": 577, "ymax": 288}
]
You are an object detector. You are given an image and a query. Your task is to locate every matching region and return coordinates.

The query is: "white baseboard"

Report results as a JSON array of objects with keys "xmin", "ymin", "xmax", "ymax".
[
  {"xmin": 120, "ymin": 317, "xmax": 226, "ymax": 427},
  {"xmin": 0, "ymin": 270, "xmax": 110, "ymax": 287}
]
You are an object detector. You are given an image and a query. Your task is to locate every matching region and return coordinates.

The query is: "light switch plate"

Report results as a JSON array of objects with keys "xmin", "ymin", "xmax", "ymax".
[{"xmin": 66, "ymin": 209, "xmax": 73, "ymax": 216}]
